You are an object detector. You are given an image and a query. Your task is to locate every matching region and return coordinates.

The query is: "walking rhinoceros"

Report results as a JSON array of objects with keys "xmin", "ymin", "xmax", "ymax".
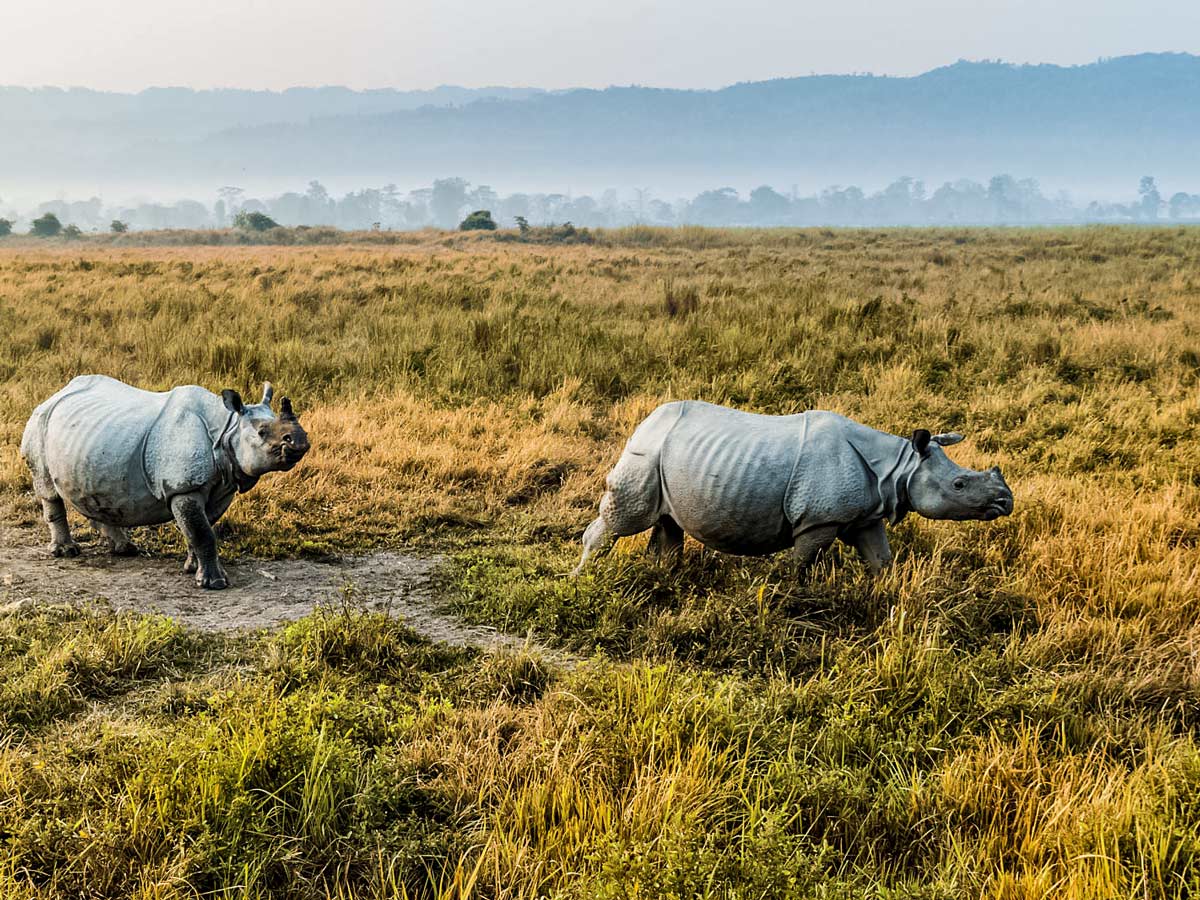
[
  {"xmin": 572, "ymin": 400, "xmax": 1013, "ymax": 576},
  {"xmin": 20, "ymin": 375, "xmax": 310, "ymax": 589}
]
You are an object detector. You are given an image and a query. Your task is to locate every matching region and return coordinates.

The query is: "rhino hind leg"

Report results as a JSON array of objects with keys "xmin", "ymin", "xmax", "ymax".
[
  {"xmin": 171, "ymin": 492, "xmax": 227, "ymax": 590},
  {"xmin": 40, "ymin": 497, "xmax": 80, "ymax": 558},
  {"xmin": 646, "ymin": 515, "xmax": 684, "ymax": 567},
  {"xmin": 95, "ymin": 521, "xmax": 139, "ymax": 557},
  {"xmin": 25, "ymin": 440, "xmax": 79, "ymax": 558}
]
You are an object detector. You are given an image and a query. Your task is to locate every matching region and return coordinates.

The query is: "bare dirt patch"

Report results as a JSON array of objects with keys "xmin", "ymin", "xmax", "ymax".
[{"xmin": 0, "ymin": 539, "xmax": 539, "ymax": 654}]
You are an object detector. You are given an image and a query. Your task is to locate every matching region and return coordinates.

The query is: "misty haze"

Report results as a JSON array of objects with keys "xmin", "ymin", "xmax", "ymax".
[{"xmin": 3, "ymin": 53, "xmax": 1200, "ymax": 230}]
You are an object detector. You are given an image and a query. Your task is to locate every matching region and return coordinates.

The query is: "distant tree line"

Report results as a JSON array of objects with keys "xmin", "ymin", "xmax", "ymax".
[{"xmin": 3, "ymin": 175, "xmax": 1199, "ymax": 235}]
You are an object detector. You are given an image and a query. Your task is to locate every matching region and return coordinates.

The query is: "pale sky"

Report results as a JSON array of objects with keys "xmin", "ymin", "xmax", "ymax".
[{"xmin": 1, "ymin": 0, "xmax": 1197, "ymax": 91}]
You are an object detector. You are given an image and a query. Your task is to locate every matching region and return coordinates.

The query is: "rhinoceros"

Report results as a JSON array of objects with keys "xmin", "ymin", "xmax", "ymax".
[
  {"xmin": 572, "ymin": 400, "xmax": 1013, "ymax": 576},
  {"xmin": 20, "ymin": 374, "xmax": 310, "ymax": 589}
]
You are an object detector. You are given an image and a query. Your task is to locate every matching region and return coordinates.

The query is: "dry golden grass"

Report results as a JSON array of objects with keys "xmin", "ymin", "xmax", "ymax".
[{"xmin": 1, "ymin": 227, "xmax": 1199, "ymax": 898}]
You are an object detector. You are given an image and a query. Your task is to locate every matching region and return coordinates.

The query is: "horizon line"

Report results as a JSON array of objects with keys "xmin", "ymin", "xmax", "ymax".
[{"xmin": 1, "ymin": 50, "xmax": 1193, "ymax": 97}]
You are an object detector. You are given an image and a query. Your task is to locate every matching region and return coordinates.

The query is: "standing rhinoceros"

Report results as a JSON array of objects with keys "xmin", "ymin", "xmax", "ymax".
[
  {"xmin": 572, "ymin": 400, "xmax": 1013, "ymax": 576},
  {"xmin": 20, "ymin": 374, "xmax": 310, "ymax": 589}
]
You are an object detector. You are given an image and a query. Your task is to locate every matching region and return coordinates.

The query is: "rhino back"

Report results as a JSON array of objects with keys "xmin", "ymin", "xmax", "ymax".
[
  {"xmin": 38, "ymin": 377, "xmax": 225, "ymax": 526},
  {"xmin": 659, "ymin": 403, "xmax": 804, "ymax": 555}
]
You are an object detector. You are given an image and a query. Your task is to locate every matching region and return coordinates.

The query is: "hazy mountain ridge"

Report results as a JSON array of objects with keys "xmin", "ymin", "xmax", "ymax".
[
  {"xmin": 2, "ymin": 54, "xmax": 1197, "ymax": 197},
  {"xmin": 188, "ymin": 54, "xmax": 1197, "ymax": 193},
  {"xmin": 0, "ymin": 84, "xmax": 547, "ymax": 183},
  {"xmin": 0, "ymin": 84, "xmax": 546, "ymax": 126}
]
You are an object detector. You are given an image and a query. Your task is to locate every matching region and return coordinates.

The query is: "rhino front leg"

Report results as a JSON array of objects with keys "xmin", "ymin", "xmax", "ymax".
[
  {"xmin": 181, "ymin": 506, "xmax": 225, "ymax": 574},
  {"xmin": 646, "ymin": 515, "xmax": 684, "ymax": 567},
  {"xmin": 792, "ymin": 525, "xmax": 839, "ymax": 569},
  {"xmin": 844, "ymin": 520, "xmax": 892, "ymax": 576},
  {"xmin": 40, "ymin": 497, "xmax": 80, "ymax": 558},
  {"xmin": 170, "ymin": 492, "xmax": 228, "ymax": 589}
]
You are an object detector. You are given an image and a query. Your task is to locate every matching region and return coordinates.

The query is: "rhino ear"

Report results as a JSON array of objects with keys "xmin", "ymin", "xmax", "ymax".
[
  {"xmin": 911, "ymin": 429, "xmax": 932, "ymax": 457},
  {"xmin": 221, "ymin": 389, "xmax": 245, "ymax": 415},
  {"xmin": 279, "ymin": 397, "xmax": 297, "ymax": 421},
  {"xmin": 932, "ymin": 432, "xmax": 964, "ymax": 447},
  {"xmin": 260, "ymin": 382, "xmax": 274, "ymax": 407}
]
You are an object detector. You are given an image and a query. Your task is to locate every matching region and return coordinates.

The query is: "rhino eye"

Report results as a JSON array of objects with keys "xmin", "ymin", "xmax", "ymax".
[
  {"xmin": 258, "ymin": 428, "xmax": 269, "ymax": 439},
  {"xmin": 953, "ymin": 478, "xmax": 966, "ymax": 491}
]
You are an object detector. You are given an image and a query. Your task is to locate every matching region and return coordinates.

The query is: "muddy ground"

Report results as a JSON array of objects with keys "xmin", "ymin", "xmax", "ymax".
[{"xmin": 0, "ymin": 529, "xmax": 545, "ymax": 655}]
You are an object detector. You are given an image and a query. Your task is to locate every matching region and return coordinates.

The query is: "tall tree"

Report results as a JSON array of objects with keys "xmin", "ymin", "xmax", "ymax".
[
  {"xmin": 216, "ymin": 186, "xmax": 244, "ymax": 216},
  {"xmin": 1138, "ymin": 176, "xmax": 1162, "ymax": 220},
  {"xmin": 431, "ymin": 178, "xmax": 469, "ymax": 229}
]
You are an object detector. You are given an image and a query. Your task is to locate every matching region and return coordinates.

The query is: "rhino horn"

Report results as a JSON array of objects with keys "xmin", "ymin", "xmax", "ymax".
[
  {"xmin": 280, "ymin": 397, "xmax": 297, "ymax": 421},
  {"xmin": 260, "ymin": 382, "xmax": 274, "ymax": 406},
  {"xmin": 221, "ymin": 389, "xmax": 245, "ymax": 415},
  {"xmin": 932, "ymin": 432, "xmax": 964, "ymax": 446}
]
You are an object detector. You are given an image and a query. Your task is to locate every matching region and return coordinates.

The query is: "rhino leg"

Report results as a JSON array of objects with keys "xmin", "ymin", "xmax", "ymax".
[
  {"xmin": 95, "ymin": 522, "xmax": 139, "ymax": 556},
  {"xmin": 171, "ymin": 492, "xmax": 228, "ymax": 590},
  {"xmin": 792, "ymin": 525, "xmax": 839, "ymax": 569},
  {"xmin": 183, "ymin": 511, "xmax": 224, "ymax": 573},
  {"xmin": 40, "ymin": 497, "xmax": 80, "ymax": 558},
  {"xmin": 844, "ymin": 520, "xmax": 892, "ymax": 576},
  {"xmin": 28, "ymin": 452, "xmax": 79, "ymax": 557},
  {"xmin": 646, "ymin": 515, "xmax": 684, "ymax": 567}
]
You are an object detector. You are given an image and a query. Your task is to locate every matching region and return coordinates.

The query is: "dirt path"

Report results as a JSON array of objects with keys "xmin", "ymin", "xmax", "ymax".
[{"xmin": 0, "ymin": 539, "xmax": 547, "ymax": 656}]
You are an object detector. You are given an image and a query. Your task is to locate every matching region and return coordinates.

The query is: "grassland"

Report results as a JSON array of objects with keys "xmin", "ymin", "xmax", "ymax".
[{"xmin": 0, "ymin": 227, "xmax": 1199, "ymax": 897}]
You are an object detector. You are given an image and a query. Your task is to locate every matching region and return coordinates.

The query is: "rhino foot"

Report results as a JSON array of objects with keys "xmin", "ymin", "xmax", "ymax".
[
  {"xmin": 50, "ymin": 540, "xmax": 81, "ymax": 558},
  {"xmin": 183, "ymin": 551, "xmax": 197, "ymax": 574},
  {"xmin": 195, "ymin": 564, "xmax": 228, "ymax": 590},
  {"xmin": 96, "ymin": 523, "xmax": 138, "ymax": 556}
]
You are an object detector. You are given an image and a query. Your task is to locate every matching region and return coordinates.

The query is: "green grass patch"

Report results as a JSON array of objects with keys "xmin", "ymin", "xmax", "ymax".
[{"xmin": 0, "ymin": 598, "xmax": 1198, "ymax": 897}]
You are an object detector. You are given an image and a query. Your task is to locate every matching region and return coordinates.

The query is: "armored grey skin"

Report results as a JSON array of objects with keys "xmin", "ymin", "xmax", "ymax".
[
  {"xmin": 572, "ymin": 400, "xmax": 1013, "ymax": 576},
  {"xmin": 20, "ymin": 375, "xmax": 309, "ymax": 589}
]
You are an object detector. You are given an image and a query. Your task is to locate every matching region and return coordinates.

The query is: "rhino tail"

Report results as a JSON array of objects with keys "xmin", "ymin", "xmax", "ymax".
[
  {"xmin": 18, "ymin": 414, "xmax": 37, "ymax": 464},
  {"xmin": 20, "ymin": 403, "xmax": 57, "ymax": 498}
]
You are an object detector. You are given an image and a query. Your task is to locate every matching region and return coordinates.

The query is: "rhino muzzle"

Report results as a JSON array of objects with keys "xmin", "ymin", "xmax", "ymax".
[
  {"xmin": 981, "ymin": 467, "xmax": 1014, "ymax": 520},
  {"xmin": 276, "ymin": 436, "xmax": 309, "ymax": 469}
]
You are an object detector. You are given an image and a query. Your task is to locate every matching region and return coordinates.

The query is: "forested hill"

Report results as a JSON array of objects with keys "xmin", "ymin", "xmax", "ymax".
[
  {"xmin": 3, "ymin": 53, "xmax": 1197, "ymax": 195},
  {"xmin": 0, "ymin": 84, "xmax": 544, "ymax": 134},
  {"xmin": 0, "ymin": 85, "xmax": 544, "ymax": 184}
]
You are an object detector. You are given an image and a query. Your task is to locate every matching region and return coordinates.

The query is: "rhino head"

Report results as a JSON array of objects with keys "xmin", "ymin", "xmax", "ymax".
[
  {"xmin": 220, "ymin": 382, "xmax": 310, "ymax": 479},
  {"xmin": 905, "ymin": 430, "xmax": 1013, "ymax": 522}
]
